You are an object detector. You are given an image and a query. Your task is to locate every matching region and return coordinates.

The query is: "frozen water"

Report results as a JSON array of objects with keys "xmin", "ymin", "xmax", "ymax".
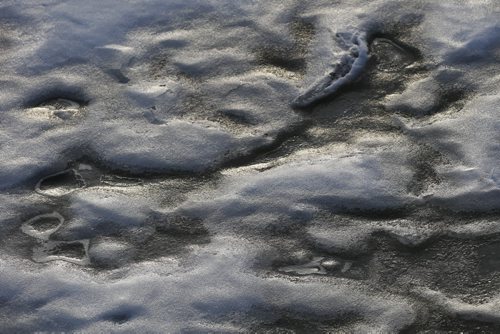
[
  {"xmin": 32, "ymin": 239, "xmax": 90, "ymax": 266},
  {"xmin": 292, "ymin": 31, "xmax": 369, "ymax": 108},
  {"xmin": 21, "ymin": 212, "xmax": 64, "ymax": 240},
  {"xmin": 35, "ymin": 168, "xmax": 85, "ymax": 197},
  {"xmin": 0, "ymin": 0, "xmax": 499, "ymax": 332}
]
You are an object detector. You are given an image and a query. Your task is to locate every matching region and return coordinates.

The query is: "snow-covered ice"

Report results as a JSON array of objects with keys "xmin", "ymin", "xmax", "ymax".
[{"xmin": 0, "ymin": 0, "xmax": 499, "ymax": 332}]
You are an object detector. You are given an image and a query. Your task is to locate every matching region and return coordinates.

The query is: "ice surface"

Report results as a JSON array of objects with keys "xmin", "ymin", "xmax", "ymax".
[
  {"xmin": 406, "ymin": 94, "xmax": 500, "ymax": 211},
  {"xmin": 417, "ymin": 288, "xmax": 500, "ymax": 324},
  {"xmin": 292, "ymin": 31, "xmax": 369, "ymax": 108},
  {"xmin": 21, "ymin": 212, "xmax": 64, "ymax": 240},
  {"xmin": 1, "ymin": 0, "xmax": 500, "ymax": 332}
]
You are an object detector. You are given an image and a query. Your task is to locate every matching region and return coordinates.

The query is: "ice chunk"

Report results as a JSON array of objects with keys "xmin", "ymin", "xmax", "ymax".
[{"xmin": 292, "ymin": 32, "xmax": 369, "ymax": 108}]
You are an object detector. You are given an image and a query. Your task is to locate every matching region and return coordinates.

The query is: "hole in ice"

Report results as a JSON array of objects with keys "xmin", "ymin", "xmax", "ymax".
[
  {"xmin": 36, "ymin": 169, "xmax": 85, "ymax": 197},
  {"xmin": 33, "ymin": 239, "xmax": 89, "ymax": 265},
  {"xmin": 21, "ymin": 212, "xmax": 64, "ymax": 240}
]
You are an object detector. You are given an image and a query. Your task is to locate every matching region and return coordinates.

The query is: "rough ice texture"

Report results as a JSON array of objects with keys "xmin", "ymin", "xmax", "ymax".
[
  {"xmin": 1, "ymin": 0, "xmax": 500, "ymax": 332},
  {"xmin": 292, "ymin": 32, "xmax": 370, "ymax": 108}
]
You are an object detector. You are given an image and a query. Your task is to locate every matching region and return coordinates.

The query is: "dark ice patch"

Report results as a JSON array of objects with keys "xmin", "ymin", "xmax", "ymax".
[
  {"xmin": 36, "ymin": 169, "xmax": 86, "ymax": 197},
  {"xmin": 370, "ymin": 36, "xmax": 420, "ymax": 72},
  {"xmin": 105, "ymin": 68, "xmax": 130, "ymax": 83},
  {"xmin": 100, "ymin": 305, "xmax": 145, "ymax": 324}
]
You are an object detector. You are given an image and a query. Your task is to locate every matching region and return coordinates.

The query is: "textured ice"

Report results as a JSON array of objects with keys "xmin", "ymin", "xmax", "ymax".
[
  {"xmin": 407, "ymin": 94, "xmax": 500, "ymax": 211},
  {"xmin": 93, "ymin": 120, "xmax": 242, "ymax": 173},
  {"xmin": 1, "ymin": 0, "xmax": 500, "ymax": 332},
  {"xmin": 21, "ymin": 212, "xmax": 64, "ymax": 240},
  {"xmin": 418, "ymin": 288, "xmax": 500, "ymax": 324},
  {"xmin": 292, "ymin": 31, "xmax": 369, "ymax": 108},
  {"xmin": 386, "ymin": 76, "xmax": 440, "ymax": 115},
  {"xmin": 35, "ymin": 168, "xmax": 85, "ymax": 197}
]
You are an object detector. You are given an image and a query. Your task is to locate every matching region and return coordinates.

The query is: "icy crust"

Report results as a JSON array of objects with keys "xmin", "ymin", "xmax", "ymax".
[
  {"xmin": 418, "ymin": 288, "xmax": 500, "ymax": 324},
  {"xmin": 307, "ymin": 217, "xmax": 500, "ymax": 253},
  {"xmin": 69, "ymin": 189, "xmax": 153, "ymax": 230},
  {"xmin": 404, "ymin": 93, "xmax": 500, "ymax": 211},
  {"xmin": 419, "ymin": 2, "xmax": 500, "ymax": 65},
  {"xmin": 175, "ymin": 134, "xmax": 417, "ymax": 235},
  {"xmin": 2, "ymin": 135, "xmax": 418, "ymax": 332},
  {"xmin": 1, "ymin": 0, "xmax": 500, "ymax": 332},
  {"xmin": 92, "ymin": 120, "xmax": 241, "ymax": 174},
  {"xmin": 292, "ymin": 31, "xmax": 369, "ymax": 108},
  {"xmin": 0, "ymin": 238, "xmax": 417, "ymax": 333},
  {"xmin": 385, "ymin": 76, "xmax": 440, "ymax": 115},
  {"xmin": 0, "ymin": 127, "xmax": 80, "ymax": 191},
  {"xmin": 0, "ymin": 0, "xmax": 305, "ymax": 188},
  {"xmin": 227, "ymin": 145, "xmax": 413, "ymax": 210}
]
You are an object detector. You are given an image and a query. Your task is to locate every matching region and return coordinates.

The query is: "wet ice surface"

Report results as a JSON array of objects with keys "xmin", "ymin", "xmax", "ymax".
[{"xmin": 1, "ymin": 0, "xmax": 500, "ymax": 332}]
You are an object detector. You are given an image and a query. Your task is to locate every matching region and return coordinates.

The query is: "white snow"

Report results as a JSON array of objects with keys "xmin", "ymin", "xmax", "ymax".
[{"xmin": 0, "ymin": 0, "xmax": 499, "ymax": 332}]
